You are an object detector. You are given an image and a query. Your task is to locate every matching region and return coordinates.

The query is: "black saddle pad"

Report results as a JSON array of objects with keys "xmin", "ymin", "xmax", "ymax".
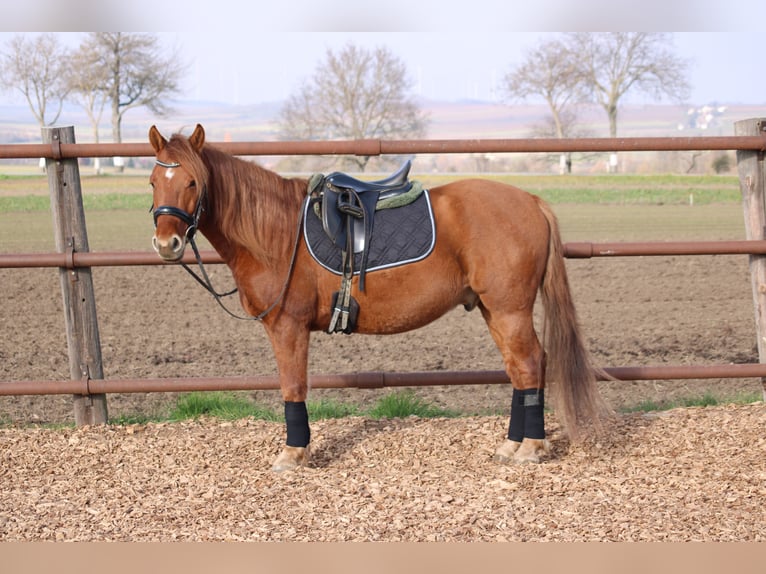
[{"xmin": 304, "ymin": 189, "xmax": 436, "ymax": 276}]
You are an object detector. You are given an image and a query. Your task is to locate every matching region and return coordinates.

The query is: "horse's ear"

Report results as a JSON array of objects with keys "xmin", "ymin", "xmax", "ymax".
[
  {"xmin": 149, "ymin": 125, "xmax": 166, "ymax": 153},
  {"xmin": 189, "ymin": 124, "xmax": 205, "ymax": 152}
]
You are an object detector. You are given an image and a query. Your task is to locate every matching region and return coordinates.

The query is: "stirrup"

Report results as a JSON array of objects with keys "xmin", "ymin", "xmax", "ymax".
[{"xmin": 328, "ymin": 273, "xmax": 358, "ymax": 334}]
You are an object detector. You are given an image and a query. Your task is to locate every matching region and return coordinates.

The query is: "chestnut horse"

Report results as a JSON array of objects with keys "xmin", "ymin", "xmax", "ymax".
[{"xmin": 149, "ymin": 124, "xmax": 608, "ymax": 472}]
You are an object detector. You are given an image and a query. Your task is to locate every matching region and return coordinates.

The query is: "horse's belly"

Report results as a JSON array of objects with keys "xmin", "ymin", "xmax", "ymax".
[
  {"xmin": 353, "ymin": 301, "xmax": 465, "ymax": 334},
  {"xmin": 349, "ymin": 269, "xmax": 471, "ymax": 334}
]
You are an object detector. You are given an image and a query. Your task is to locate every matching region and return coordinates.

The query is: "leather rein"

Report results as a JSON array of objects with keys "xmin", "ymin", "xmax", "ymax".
[{"xmin": 151, "ymin": 158, "xmax": 305, "ymax": 321}]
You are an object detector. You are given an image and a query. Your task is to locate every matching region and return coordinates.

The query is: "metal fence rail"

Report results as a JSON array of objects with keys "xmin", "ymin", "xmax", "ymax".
[
  {"xmin": 4, "ymin": 364, "xmax": 766, "ymax": 397},
  {"xmin": 2, "ymin": 123, "xmax": 766, "ymax": 421},
  {"xmin": 4, "ymin": 240, "xmax": 766, "ymax": 270},
  {"xmin": 1, "ymin": 134, "xmax": 765, "ymax": 160}
]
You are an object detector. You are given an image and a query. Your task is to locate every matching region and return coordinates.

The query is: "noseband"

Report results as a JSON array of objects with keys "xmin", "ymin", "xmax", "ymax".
[{"xmin": 151, "ymin": 159, "xmax": 206, "ymax": 241}]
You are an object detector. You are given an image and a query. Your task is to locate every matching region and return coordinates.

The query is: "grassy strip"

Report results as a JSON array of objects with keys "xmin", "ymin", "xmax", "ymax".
[
  {"xmin": 0, "ymin": 193, "xmax": 152, "ymax": 213},
  {"xmin": 366, "ymin": 391, "xmax": 460, "ymax": 419},
  {"xmin": 110, "ymin": 390, "xmax": 459, "ymax": 426},
  {"xmin": 620, "ymin": 391, "xmax": 762, "ymax": 413},
  {"xmin": 0, "ymin": 187, "xmax": 740, "ymax": 213},
  {"xmin": 4, "ymin": 390, "xmax": 761, "ymax": 428},
  {"xmin": 0, "ymin": 174, "xmax": 741, "ymax": 213},
  {"xmin": 418, "ymin": 174, "xmax": 740, "ymax": 205},
  {"xmin": 107, "ymin": 389, "xmax": 762, "ymax": 427}
]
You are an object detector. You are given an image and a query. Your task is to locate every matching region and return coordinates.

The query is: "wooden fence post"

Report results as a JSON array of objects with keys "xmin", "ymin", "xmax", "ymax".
[
  {"xmin": 735, "ymin": 118, "xmax": 766, "ymax": 401},
  {"xmin": 42, "ymin": 126, "xmax": 108, "ymax": 425}
]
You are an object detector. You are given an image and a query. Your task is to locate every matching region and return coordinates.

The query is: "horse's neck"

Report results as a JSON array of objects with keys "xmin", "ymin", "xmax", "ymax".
[
  {"xmin": 197, "ymin": 222, "xmax": 229, "ymax": 253},
  {"xmin": 202, "ymin": 153, "xmax": 305, "ymax": 265}
]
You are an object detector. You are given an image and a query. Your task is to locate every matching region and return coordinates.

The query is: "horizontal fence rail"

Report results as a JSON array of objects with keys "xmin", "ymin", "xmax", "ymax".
[
  {"xmin": 2, "ymin": 134, "xmax": 766, "ymax": 160},
  {"xmin": 4, "ymin": 241, "xmax": 766, "ymax": 270},
  {"xmin": 3, "ymin": 364, "xmax": 766, "ymax": 397}
]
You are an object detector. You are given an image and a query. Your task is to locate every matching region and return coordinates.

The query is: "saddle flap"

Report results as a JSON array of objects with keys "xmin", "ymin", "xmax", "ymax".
[
  {"xmin": 321, "ymin": 187, "xmax": 380, "ymax": 253},
  {"xmin": 321, "ymin": 189, "xmax": 344, "ymax": 245}
]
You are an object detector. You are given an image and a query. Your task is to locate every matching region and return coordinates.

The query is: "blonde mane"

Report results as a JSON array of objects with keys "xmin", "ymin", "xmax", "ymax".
[{"xmin": 164, "ymin": 134, "xmax": 307, "ymax": 263}]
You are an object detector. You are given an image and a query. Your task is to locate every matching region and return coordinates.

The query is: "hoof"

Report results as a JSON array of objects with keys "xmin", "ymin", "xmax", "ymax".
[
  {"xmin": 513, "ymin": 438, "xmax": 551, "ymax": 464},
  {"xmin": 271, "ymin": 445, "xmax": 310, "ymax": 473},
  {"xmin": 493, "ymin": 439, "xmax": 521, "ymax": 463}
]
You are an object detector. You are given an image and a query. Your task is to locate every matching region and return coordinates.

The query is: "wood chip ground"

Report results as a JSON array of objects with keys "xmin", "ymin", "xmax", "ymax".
[{"xmin": 1, "ymin": 403, "xmax": 764, "ymax": 541}]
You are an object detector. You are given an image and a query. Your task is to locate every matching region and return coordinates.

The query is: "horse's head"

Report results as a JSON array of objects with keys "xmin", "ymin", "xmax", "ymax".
[{"xmin": 149, "ymin": 123, "xmax": 208, "ymax": 261}]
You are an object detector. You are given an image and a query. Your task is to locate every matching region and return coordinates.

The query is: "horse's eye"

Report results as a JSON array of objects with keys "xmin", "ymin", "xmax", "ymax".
[{"xmin": 189, "ymin": 180, "xmax": 197, "ymax": 188}]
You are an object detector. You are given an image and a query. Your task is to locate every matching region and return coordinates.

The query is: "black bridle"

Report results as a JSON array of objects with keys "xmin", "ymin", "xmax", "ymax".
[
  {"xmin": 150, "ymin": 157, "xmax": 305, "ymax": 321},
  {"xmin": 151, "ymin": 159, "xmax": 205, "ymax": 240}
]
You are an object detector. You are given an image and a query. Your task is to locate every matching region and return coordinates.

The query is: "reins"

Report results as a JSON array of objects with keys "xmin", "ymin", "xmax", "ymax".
[
  {"xmin": 180, "ymin": 196, "xmax": 307, "ymax": 322},
  {"xmin": 152, "ymin": 158, "xmax": 307, "ymax": 322}
]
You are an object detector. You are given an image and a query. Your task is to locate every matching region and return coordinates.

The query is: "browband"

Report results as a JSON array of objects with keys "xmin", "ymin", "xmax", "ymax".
[{"xmin": 155, "ymin": 159, "xmax": 181, "ymax": 168}]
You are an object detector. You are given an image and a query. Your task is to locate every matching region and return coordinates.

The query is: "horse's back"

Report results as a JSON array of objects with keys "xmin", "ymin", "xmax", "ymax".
[
  {"xmin": 430, "ymin": 177, "xmax": 547, "ymax": 224},
  {"xmin": 428, "ymin": 178, "xmax": 551, "ymax": 268}
]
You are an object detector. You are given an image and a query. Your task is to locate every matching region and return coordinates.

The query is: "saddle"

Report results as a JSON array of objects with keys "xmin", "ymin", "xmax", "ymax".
[
  {"xmin": 308, "ymin": 161, "xmax": 415, "ymax": 334},
  {"xmin": 320, "ymin": 160, "xmax": 413, "ymax": 255}
]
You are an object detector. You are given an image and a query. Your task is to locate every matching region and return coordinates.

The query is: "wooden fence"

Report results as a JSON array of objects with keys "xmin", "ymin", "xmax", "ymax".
[{"xmin": 1, "ymin": 120, "xmax": 766, "ymax": 425}]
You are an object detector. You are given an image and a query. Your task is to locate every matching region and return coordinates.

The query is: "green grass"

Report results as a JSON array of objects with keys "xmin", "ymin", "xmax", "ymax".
[
  {"xmin": 6, "ymin": 389, "xmax": 763, "ymax": 430},
  {"xmin": 168, "ymin": 392, "xmax": 282, "ymax": 422},
  {"xmin": 621, "ymin": 391, "xmax": 763, "ymax": 414},
  {"xmin": 120, "ymin": 388, "xmax": 760, "ymax": 426},
  {"xmin": 0, "ymin": 195, "xmax": 51, "ymax": 212},
  {"xmin": 367, "ymin": 390, "xmax": 459, "ymax": 419},
  {"xmin": 308, "ymin": 398, "xmax": 361, "ymax": 419},
  {"xmin": 0, "ymin": 192, "xmax": 151, "ymax": 213},
  {"xmin": 107, "ymin": 390, "xmax": 459, "ymax": 426},
  {"xmin": 0, "ymin": 173, "xmax": 742, "ymax": 214},
  {"xmin": 416, "ymin": 173, "xmax": 741, "ymax": 205}
]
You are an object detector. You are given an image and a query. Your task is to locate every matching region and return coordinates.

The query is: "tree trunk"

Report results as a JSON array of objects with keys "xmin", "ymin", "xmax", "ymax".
[
  {"xmin": 607, "ymin": 103, "xmax": 619, "ymax": 173},
  {"xmin": 111, "ymin": 100, "xmax": 123, "ymax": 172},
  {"xmin": 92, "ymin": 120, "xmax": 102, "ymax": 176}
]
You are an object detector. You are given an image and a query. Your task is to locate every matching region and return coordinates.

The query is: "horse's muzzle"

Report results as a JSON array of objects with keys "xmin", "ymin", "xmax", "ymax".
[{"xmin": 152, "ymin": 232, "xmax": 186, "ymax": 261}]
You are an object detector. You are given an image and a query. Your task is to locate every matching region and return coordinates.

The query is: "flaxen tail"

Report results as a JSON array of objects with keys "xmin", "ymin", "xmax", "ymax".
[{"xmin": 535, "ymin": 197, "xmax": 611, "ymax": 440}]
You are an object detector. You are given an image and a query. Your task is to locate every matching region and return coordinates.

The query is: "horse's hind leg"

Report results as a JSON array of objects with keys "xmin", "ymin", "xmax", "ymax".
[{"xmin": 481, "ymin": 307, "xmax": 550, "ymax": 464}]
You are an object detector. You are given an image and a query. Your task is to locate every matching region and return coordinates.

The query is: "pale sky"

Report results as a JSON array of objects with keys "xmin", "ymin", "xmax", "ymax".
[
  {"xmin": 166, "ymin": 32, "xmax": 766, "ymax": 106},
  {"xmin": 2, "ymin": 1, "xmax": 766, "ymax": 108}
]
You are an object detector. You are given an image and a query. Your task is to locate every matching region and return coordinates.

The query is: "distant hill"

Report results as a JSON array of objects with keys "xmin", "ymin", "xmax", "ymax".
[
  {"xmin": 2, "ymin": 99, "xmax": 765, "ymax": 145},
  {"xmin": 2, "ymin": 99, "xmax": 764, "ymax": 174}
]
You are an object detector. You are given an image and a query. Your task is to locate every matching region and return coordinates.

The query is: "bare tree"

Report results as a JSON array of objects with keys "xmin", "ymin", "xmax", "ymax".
[
  {"xmin": 568, "ymin": 32, "xmax": 690, "ymax": 171},
  {"xmin": 79, "ymin": 33, "xmax": 184, "ymax": 145},
  {"xmin": 279, "ymin": 43, "xmax": 428, "ymax": 171},
  {"xmin": 0, "ymin": 33, "xmax": 70, "ymax": 127},
  {"xmin": 67, "ymin": 45, "xmax": 110, "ymax": 173},
  {"xmin": 502, "ymin": 37, "xmax": 586, "ymax": 173},
  {"xmin": 528, "ymin": 109, "xmax": 598, "ymax": 174}
]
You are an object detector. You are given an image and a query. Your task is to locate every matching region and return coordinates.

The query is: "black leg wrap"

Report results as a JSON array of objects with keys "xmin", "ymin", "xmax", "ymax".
[
  {"xmin": 284, "ymin": 401, "xmax": 310, "ymax": 447},
  {"xmin": 522, "ymin": 388, "xmax": 545, "ymax": 440},
  {"xmin": 507, "ymin": 388, "xmax": 525, "ymax": 442}
]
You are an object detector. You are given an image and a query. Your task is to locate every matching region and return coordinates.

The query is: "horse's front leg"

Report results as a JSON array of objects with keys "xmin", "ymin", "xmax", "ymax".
[{"xmin": 265, "ymin": 320, "xmax": 312, "ymax": 473}]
